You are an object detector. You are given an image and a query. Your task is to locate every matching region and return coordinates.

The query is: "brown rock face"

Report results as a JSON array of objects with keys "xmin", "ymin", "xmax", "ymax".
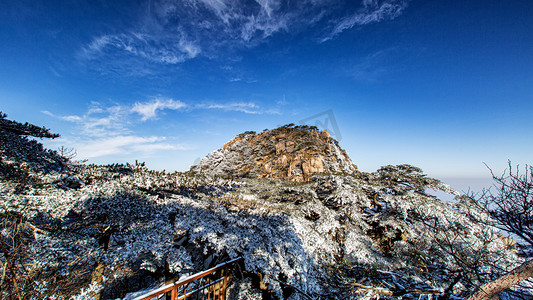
[{"xmin": 192, "ymin": 125, "xmax": 358, "ymax": 182}]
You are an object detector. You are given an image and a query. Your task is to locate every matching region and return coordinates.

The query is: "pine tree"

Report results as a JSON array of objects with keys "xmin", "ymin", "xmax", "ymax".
[
  {"xmin": 0, "ymin": 111, "xmax": 66, "ymax": 183},
  {"xmin": 0, "ymin": 111, "xmax": 59, "ymax": 139}
]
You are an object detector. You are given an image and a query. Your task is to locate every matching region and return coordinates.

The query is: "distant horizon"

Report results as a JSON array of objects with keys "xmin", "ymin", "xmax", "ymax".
[{"xmin": 2, "ymin": 0, "xmax": 531, "ymax": 183}]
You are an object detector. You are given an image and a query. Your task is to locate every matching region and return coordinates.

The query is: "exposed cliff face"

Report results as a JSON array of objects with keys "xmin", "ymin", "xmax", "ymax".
[{"xmin": 192, "ymin": 125, "xmax": 358, "ymax": 182}]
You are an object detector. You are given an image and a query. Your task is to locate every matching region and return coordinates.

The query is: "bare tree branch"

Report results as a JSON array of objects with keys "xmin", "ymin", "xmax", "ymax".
[{"xmin": 466, "ymin": 259, "xmax": 533, "ymax": 300}]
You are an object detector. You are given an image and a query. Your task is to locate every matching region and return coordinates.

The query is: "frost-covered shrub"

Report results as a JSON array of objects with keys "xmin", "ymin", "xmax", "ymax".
[{"xmin": 0, "ymin": 115, "xmax": 526, "ymax": 299}]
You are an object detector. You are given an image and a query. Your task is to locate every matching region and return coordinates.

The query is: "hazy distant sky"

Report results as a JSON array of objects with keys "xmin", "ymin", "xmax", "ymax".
[{"xmin": 1, "ymin": 0, "xmax": 532, "ymax": 187}]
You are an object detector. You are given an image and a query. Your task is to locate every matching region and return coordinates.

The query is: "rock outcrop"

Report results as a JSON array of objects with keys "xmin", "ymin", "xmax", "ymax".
[{"xmin": 192, "ymin": 124, "xmax": 357, "ymax": 182}]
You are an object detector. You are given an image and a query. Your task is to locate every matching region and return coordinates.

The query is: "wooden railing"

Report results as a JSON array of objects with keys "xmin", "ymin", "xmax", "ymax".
[{"xmin": 133, "ymin": 257, "xmax": 243, "ymax": 300}]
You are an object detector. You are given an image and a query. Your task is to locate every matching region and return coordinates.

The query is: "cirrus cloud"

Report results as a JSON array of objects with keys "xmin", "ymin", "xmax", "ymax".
[
  {"xmin": 44, "ymin": 98, "xmax": 274, "ymax": 138},
  {"xmin": 74, "ymin": 135, "xmax": 188, "ymax": 158},
  {"xmin": 132, "ymin": 98, "xmax": 187, "ymax": 121},
  {"xmin": 80, "ymin": 0, "xmax": 410, "ymax": 73},
  {"xmin": 325, "ymin": 0, "xmax": 408, "ymax": 41}
]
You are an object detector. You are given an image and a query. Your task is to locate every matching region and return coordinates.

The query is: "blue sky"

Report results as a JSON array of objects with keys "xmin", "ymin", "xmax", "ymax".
[{"xmin": 1, "ymin": 0, "xmax": 532, "ymax": 191}]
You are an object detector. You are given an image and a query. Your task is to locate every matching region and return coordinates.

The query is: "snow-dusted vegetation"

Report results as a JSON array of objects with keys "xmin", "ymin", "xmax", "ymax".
[{"xmin": 0, "ymin": 113, "xmax": 529, "ymax": 299}]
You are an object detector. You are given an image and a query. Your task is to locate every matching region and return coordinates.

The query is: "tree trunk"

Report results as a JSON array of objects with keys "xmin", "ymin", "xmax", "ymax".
[{"xmin": 466, "ymin": 259, "xmax": 533, "ymax": 300}]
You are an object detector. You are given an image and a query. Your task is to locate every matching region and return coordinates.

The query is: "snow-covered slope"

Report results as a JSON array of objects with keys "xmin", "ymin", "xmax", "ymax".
[{"xmin": 0, "ymin": 120, "xmax": 527, "ymax": 299}]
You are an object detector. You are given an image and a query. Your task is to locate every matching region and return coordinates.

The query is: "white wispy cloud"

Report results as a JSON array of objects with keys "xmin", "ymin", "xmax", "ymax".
[
  {"xmin": 345, "ymin": 48, "xmax": 399, "ymax": 82},
  {"xmin": 196, "ymin": 101, "xmax": 278, "ymax": 114},
  {"xmin": 43, "ymin": 104, "xmax": 131, "ymax": 137},
  {"xmin": 44, "ymin": 98, "xmax": 270, "ymax": 135},
  {"xmin": 324, "ymin": 0, "xmax": 408, "ymax": 41},
  {"xmin": 75, "ymin": 135, "xmax": 187, "ymax": 158},
  {"xmin": 42, "ymin": 100, "xmax": 189, "ymax": 159},
  {"xmin": 45, "ymin": 134, "xmax": 187, "ymax": 159},
  {"xmin": 44, "ymin": 98, "xmax": 273, "ymax": 136},
  {"xmin": 80, "ymin": 0, "xmax": 409, "ymax": 72},
  {"xmin": 43, "ymin": 111, "xmax": 81, "ymax": 122},
  {"xmin": 340, "ymin": 47, "xmax": 419, "ymax": 82},
  {"xmin": 44, "ymin": 98, "xmax": 188, "ymax": 136},
  {"xmin": 132, "ymin": 98, "xmax": 187, "ymax": 121},
  {"xmin": 199, "ymin": 0, "xmax": 229, "ymax": 19},
  {"xmin": 81, "ymin": 31, "xmax": 201, "ymax": 65},
  {"xmin": 43, "ymin": 98, "xmax": 278, "ymax": 159}
]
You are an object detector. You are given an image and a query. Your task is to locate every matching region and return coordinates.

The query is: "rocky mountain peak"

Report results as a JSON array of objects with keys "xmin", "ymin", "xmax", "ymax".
[{"xmin": 192, "ymin": 124, "xmax": 358, "ymax": 181}]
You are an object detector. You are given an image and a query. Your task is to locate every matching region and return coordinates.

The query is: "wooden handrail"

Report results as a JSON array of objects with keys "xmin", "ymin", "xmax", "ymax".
[{"xmin": 134, "ymin": 257, "xmax": 243, "ymax": 300}]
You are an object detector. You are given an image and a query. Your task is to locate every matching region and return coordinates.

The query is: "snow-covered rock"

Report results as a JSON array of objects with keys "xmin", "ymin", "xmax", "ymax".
[{"xmin": 191, "ymin": 125, "xmax": 357, "ymax": 182}]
